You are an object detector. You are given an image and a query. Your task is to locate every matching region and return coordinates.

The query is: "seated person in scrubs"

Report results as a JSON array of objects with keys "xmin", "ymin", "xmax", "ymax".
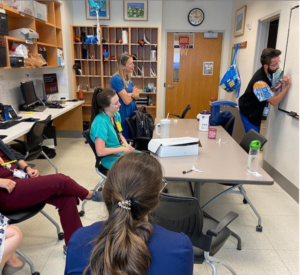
[{"xmin": 90, "ymin": 88, "xmax": 135, "ymax": 169}]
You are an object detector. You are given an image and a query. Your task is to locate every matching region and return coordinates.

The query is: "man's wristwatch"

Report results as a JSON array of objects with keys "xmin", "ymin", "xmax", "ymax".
[
  {"xmin": 131, "ymin": 93, "xmax": 135, "ymax": 100},
  {"xmin": 24, "ymin": 165, "xmax": 29, "ymax": 173}
]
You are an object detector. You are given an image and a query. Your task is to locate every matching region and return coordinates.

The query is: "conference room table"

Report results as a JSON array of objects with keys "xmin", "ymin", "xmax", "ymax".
[
  {"xmin": 0, "ymin": 101, "xmax": 84, "ymax": 143},
  {"xmin": 152, "ymin": 119, "xmax": 274, "ymax": 201}
]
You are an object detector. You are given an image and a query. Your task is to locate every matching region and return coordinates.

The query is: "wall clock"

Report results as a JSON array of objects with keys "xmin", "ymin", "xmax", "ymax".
[{"xmin": 188, "ymin": 8, "xmax": 205, "ymax": 26}]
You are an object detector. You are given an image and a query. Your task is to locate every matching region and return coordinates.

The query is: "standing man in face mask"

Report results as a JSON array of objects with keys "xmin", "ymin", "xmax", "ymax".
[{"xmin": 238, "ymin": 48, "xmax": 291, "ymax": 133}]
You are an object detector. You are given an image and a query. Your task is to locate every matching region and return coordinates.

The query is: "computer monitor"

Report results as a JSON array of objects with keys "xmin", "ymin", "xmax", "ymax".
[
  {"xmin": 20, "ymin": 81, "xmax": 39, "ymax": 108},
  {"xmin": 43, "ymin": 73, "xmax": 59, "ymax": 95}
]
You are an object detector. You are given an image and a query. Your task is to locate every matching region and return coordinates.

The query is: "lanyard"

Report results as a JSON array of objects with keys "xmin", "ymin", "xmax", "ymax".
[
  {"xmin": 104, "ymin": 112, "xmax": 123, "ymax": 145},
  {"xmin": 112, "ymin": 116, "xmax": 123, "ymax": 145}
]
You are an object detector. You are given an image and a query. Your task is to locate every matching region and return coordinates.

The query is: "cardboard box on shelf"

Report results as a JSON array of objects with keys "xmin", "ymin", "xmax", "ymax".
[
  {"xmin": 33, "ymin": 1, "xmax": 47, "ymax": 21},
  {"xmin": 2, "ymin": 0, "xmax": 34, "ymax": 16}
]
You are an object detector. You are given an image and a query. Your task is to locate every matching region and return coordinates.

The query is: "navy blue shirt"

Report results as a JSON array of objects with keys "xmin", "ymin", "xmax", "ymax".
[{"xmin": 64, "ymin": 222, "xmax": 194, "ymax": 275}]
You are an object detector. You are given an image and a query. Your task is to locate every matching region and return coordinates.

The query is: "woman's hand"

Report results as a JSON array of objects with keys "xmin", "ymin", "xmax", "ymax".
[
  {"xmin": 132, "ymin": 86, "xmax": 140, "ymax": 100},
  {"xmin": 123, "ymin": 146, "xmax": 135, "ymax": 153},
  {"xmin": 0, "ymin": 179, "xmax": 16, "ymax": 193},
  {"xmin": 27, "ymin": 167, "xmax": 40, "ymax": 178}
]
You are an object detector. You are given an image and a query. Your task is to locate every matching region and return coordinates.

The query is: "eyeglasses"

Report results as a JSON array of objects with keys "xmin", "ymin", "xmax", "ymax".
[
  {"xmin": 269, "ymin": 60, "xmax": 281, "ymax": 68},
  {"xmin": 160, "ymin": 179, "xmax": 168, "ymax": 193}
]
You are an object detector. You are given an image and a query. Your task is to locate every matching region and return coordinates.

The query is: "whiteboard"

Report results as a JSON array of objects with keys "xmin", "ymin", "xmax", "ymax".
[{"xmin": 279, "ymin": 6, "xmax": 299, "ymax": 114}]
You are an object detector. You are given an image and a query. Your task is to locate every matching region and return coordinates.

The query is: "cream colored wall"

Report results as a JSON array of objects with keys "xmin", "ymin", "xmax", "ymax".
[
  {"xmin": 71, "ymin": 1, "xmax": 233, "ymax": 119},
  {"xmin": 230, "ymin": 1, "xmax": 299, "ymax": 188}
]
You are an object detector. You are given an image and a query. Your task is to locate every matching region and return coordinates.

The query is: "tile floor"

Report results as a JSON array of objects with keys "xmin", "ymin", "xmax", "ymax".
[{"xmin": 2, "ymin": 138, "xmax": 298, "ymax": 275}]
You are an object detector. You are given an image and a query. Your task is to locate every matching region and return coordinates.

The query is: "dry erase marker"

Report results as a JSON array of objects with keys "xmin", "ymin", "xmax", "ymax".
[{"xmin": 183, "ymin": 169, "xmax": 193, "ymax": 174}]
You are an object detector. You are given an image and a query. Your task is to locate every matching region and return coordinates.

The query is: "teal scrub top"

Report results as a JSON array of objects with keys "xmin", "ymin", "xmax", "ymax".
[{"xmin": 90, "ymin": 112, "xmax": 123, "ymax": 169}]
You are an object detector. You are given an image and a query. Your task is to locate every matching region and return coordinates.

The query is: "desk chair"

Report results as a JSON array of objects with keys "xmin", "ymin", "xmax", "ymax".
[
  {"xmin": 168, "ymin": 103, "xmax": 191, "ymax": 119},
  {"xmin": 150, "ymin": 193, "xmax": 240, "ymax": 275},
  {"xmin": 223, "ymin": 114, "xmax": 235, "ymax": 136},
  {"xmin": 125, "ymin": 117, "xmax": 151, "ymax": 151},
  {"xmin": 3, "ymin": 203, "xmax": 64, "ymax": 275},
  {"xmin": 80, "ymin": 129, "xmax": 108, "ymax": 217},
  {"xmin": 9, "ymin": 115, "xmax": 58, "ymax": 174},
  {"xmin": 202, "ymin": 129, "xmax": 268, "ymax": 232},
  {"xmin": 210, "ymin": 111, "xmax": 235, "ymax": 136}
]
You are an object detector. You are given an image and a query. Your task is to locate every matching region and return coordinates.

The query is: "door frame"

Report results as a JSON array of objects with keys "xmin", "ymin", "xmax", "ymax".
[
  {"xmin": 254, "ymin": 10, "xmax": 281, "ymax": 73},
  {"xmin": 162, "ymin": 29, "xmax": 226, "ymax": 117}
]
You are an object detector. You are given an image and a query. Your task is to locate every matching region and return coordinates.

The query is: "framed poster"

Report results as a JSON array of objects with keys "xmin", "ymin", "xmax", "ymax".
[
  {"xmin": 203, "ymin": 62, "xmax": 213, "ymax": 75},
  {"xmin": 124, "ymin": 0, "xmax": 148, "ymax": 21},
  {"xmin": 86, "ymin": 0, "xmax": 110, "ymax": 20},
  {"xmin": 234, "ymin": 5, "xmax": 247, "ymax": 37}
]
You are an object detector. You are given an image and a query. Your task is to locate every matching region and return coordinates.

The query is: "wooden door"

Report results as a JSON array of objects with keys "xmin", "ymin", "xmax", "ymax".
[{"xmin": 165, "ymin": 32, "xmax": 223, "ymax": 118}]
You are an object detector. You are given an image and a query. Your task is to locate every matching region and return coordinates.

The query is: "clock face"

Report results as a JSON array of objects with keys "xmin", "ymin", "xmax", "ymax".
[{"xmin": 188, "ymin": 8, "xmax": 204, "ymax": 26}]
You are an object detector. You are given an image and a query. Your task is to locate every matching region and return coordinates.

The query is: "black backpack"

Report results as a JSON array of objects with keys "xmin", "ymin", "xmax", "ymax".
[{"xmin": 130, "ymin": 106, "xmax": 154, "ymax": 138}]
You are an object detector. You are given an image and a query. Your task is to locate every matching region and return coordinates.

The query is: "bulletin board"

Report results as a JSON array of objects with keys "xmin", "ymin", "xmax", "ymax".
[{"xmin": 279, "ymin": 5, "xmax": 299, "ymax": 115}]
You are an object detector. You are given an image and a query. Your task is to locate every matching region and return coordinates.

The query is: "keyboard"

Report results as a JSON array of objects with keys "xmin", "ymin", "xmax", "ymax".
[
  {"xmin": 46, "ymin": 100, "xmax": 62, "ymax": 105},
  {"xmin": 32, "ymin": 105, "xmax": 48, "ymax": 112},
  {"xmin": 0, "ymin": 120, "xmax": 21, "ymax": 129}
]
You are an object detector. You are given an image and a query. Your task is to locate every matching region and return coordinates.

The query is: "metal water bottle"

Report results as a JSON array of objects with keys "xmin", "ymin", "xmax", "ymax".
[{"xmin": 247, "ymin": 140, "xmax": 261, "ymax": 172}]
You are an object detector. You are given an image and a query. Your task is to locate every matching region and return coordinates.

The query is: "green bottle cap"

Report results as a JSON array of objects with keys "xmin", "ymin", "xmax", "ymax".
[{"xmin": 249, "ymin": 140, "xmax": 261, "ymax": 150}]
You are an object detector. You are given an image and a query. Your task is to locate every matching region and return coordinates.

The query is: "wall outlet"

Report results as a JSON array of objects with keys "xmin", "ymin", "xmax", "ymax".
[{"xmin": 247, "ymin": 21, "xmax": 252, "ymax": 30}]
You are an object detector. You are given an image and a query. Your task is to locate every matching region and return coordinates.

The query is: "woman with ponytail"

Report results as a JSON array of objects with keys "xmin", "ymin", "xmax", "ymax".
[
  {"xmin": 64, "ymin": 153, "xmax": 194, "ymax": 275},
  {"xmin": 90, "ymin": 87, "xmax": 135, "ymax": 169}
]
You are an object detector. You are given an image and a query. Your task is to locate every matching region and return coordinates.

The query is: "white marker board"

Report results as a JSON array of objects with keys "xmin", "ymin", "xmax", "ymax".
[{"xmin": 279, "ymin": 6, "xmax": 299, "ymax": 114}]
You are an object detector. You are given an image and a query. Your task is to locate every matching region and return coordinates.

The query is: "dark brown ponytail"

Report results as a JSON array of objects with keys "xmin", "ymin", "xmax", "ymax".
[
  {"xmin": 90, "ymin": 87, "xmax": 116, "ymax": 127},
  {"xmin": 83, "ymin": 153, "xmax": 164, "ymax": 275}
]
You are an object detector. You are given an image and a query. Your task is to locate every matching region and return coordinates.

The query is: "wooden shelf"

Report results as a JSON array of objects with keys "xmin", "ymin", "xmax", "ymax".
[
  {"xmin": 6, "ymin": 36, "xmax": 26, "ymax": 43},
  {"xmin": 71, "ymin": 25, "xmax": 159, "ymax": 121},
  {"xmin": 37, "ymin": 42, "xmax": 56, "ymax": 47},
  {"xmin": 0, "ymin": 1, "xmax": 63, "ymax": 69}
]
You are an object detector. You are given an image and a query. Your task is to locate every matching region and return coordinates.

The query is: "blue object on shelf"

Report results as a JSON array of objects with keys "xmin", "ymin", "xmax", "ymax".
[{"xmin": 210, "ymin": 100, "xmax": 238, "ymax": 118}]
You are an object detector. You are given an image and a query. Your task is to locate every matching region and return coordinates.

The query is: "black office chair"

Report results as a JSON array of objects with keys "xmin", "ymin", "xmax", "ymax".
[
  {"xmin": 150, "ymin": 193, "xmax": 240, "ymax": 275},
  {"xmin": 3, "ymin": 203, "xmax": 64, "ymax": 275},
  {"xmin": 202, "ymin": 129, "xmax": 268, "ymax": 232},
  {"xmin": 223, "ymin": 114, "xmax": 235, "ymax": 136},
  {"xmin": 125, "ymin": 117, "xmax": 151, "ymax": 151},
  {"xmin": 168, "ymin": 104, "xmax": 191, "ymax": 119},
  {"xmin": 80, "ymin": 129, "xmax": 108, "ymax": 217},
  {"xmin": 210, "ymin": 111, "xmax": 235, "ymax": 136},
  {"xmin": 9, "ymin": 115, "xmax": 58, "ymax": 174}
]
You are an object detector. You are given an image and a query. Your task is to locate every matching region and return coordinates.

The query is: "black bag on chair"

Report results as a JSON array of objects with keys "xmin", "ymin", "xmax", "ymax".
[{"xmin": 130, "ymin": 106, "xmax": 154, "ymax": 138}]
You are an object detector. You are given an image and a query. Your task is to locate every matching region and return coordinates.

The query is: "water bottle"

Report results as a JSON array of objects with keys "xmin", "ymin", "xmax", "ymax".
[{"xmin": 247, "ymin": 140, "xmax": 261, "ymax": 172}]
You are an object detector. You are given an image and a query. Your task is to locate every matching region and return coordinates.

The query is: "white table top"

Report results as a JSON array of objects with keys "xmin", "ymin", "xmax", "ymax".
[
  {"xmin": 0, "ymin": 101, "xmax": 84, "ymax": 143},
  {"xmin": 153, "ymin": 119, "xmax": 274, "ymax": 185}
]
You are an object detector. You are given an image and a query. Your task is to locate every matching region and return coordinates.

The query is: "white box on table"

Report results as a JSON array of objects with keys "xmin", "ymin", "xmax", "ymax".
[{"xmin": 148, "ymin": 137, "xmax": 200, "ymax": 158}]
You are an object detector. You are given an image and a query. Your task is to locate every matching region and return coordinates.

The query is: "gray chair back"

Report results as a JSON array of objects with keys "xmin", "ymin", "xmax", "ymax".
[{"xmin": 240, "ymin": 129, "xmax": 267, "ymax": 153}]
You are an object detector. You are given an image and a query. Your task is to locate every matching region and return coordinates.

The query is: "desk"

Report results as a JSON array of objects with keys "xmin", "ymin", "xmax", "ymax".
[{"xmin": 0, "ymin": 101, "xmax": 84, "ymax": 143}]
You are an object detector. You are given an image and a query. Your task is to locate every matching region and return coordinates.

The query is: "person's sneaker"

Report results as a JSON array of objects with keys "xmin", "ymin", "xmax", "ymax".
[
  {"xmin": 63, "ymin": 245, "xmax": 67, "ymax": 259},
  {"xmin": 86, "ymin": 190, "xmax": 103, "ymax": 202}
]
